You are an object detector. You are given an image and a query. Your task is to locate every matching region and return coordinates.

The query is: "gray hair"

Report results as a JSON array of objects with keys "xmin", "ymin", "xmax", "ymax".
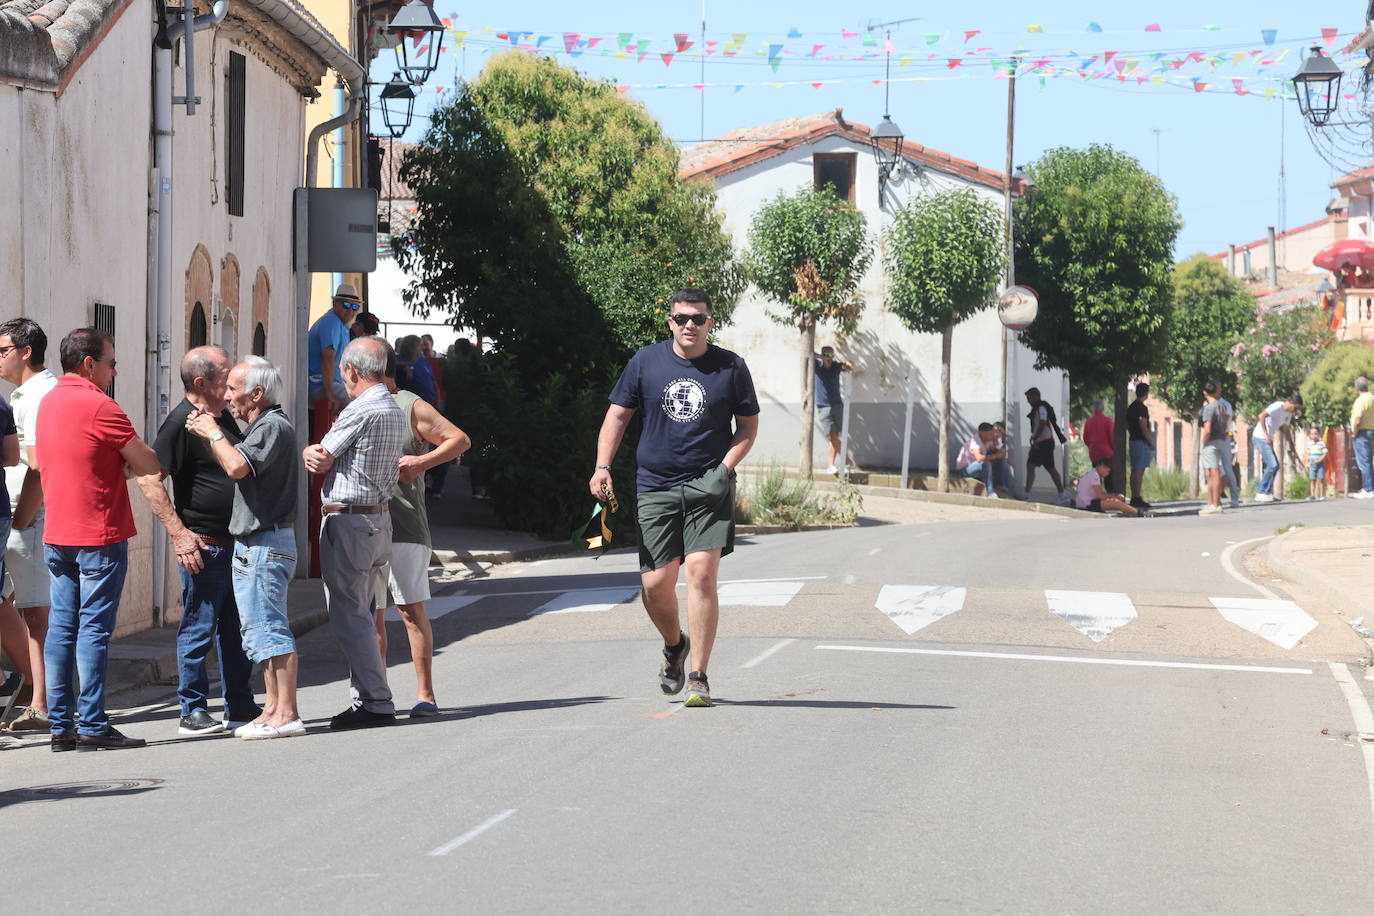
[
  {"xmin": 1091, "ymin": 399, "xmax": 1105, "ymax": 413},
  {"xmin": 341, "ymin": 336, "xmax": 388, "ymax": 381},
  {"xmin": 180, "ymin": 346, "xmax": 228, "ymax": 391},
  {"xmin": 237, "ymin": 355, "xmax": 282, "ymax": 404},
  {"xmin": 1358, "ymin": 376, "xmax": 1370, "ymax": 393}
]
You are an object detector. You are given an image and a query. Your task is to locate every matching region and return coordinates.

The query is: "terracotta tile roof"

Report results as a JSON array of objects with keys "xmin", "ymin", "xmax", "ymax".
[
  {"xmin": 1209, "ymin": 213, "xmax": 1340, "ymax": 259},
  {"xmin": 0, "ymin": 0, "xmax": 130, "ymax": 84},
  {"xmin": 376, "ymin": 138, "xmax": 417, "ymax": 201},
  {"xmin": 678, "ymin": 108, "xmax": 1018, "ymax": 193},
  {"xmin": 1334, "ymin": 165, "xmax": 1374, "ymax": 188}
]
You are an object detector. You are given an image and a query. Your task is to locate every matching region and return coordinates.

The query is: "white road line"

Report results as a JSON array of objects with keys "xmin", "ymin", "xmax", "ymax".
[
  {"xmin": 718, "ymin": 581, "xmax": 805, "ymax": 607},
  {"xmin": 1327, "ymin": 663, "xmax": 1374, "ymax": 834},
  {"xmin": 842, "ymin": 574, "xmax": 857, "ymax": 585},
  {"xmin": 529, "ymin": 588, "xmax": 639, "ymax": 616},
  {"xmin": 1218, "ymin": 536, "xmax": 1281, "ymax": 600},
  {"xmin": 867, "ymin": 548, "xmax": 882, "ymax": 556},
  {"xmin": 740, "ymin": 639, "xmax": 795, "ymax": 669},
  {"xmin": 425, "ymin": 809, "xmax": 518, "ymax": 857},
  {"xmin": 816, "ymin": 644, "xmax": 1313, "ymax": 675}
]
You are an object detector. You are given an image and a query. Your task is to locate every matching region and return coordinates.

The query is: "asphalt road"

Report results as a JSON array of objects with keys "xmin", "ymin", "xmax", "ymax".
[{"xmin": 4, "ymin": 497, "xmax": 1374, "ymax": 914}]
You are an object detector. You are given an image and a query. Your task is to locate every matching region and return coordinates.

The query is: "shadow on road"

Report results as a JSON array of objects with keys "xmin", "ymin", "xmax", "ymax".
[
  {"xmin": 712, "ymin": 700, "xmax": 955, "ymax": 710},
  {"xmin": 0, "ymin": 777, "xmax": 165, "ymax": 810}
]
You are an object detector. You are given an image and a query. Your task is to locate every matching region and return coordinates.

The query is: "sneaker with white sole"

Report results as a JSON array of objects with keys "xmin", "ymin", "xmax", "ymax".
[
  {"xmin": 178, "ymin": 708, "xmax": 226, "ymax": 737},
  {"xmin": 1253, "ymin": 493, "xmax": 1276, "ymax": 503},
  {"xmin": 1354, "ymin": 490, "xmax": 1374, "ymax": 500},
  {"xmin": 239, "ymin": 720, "xmax": 307, "ymax": 740},
  {"xmin": 659, "ymin": 632, "xmax": 690, "ymax": 695},
  {"xmin": 1198, "ymin": 505, "xmax": 1223, "ymax": 516}
]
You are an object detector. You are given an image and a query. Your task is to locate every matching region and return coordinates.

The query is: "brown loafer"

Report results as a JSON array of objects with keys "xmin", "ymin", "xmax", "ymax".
[
  {"xmin": 7, "ymin": 706, "xmax": 50, "ymax": 732},
  {"xmin": 76, "ymin": 727, "xmax": 147, "ymax": 752},
  {"xmin": 51, "ymin": 733, "xmax": 76, "ymax": 753}
]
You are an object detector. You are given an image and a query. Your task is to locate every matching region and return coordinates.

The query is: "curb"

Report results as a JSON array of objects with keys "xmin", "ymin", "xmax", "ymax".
[
  {"xmin": 810, "ymin": 479, "xmax": 1084, "ymax": 519},
  {"xmin": 1263, "ymin": 528, "xmax": 1374, "ymax": 621}
]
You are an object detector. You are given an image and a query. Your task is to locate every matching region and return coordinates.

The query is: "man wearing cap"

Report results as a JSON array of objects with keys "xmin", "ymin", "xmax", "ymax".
[{"xmin": 308, "ymin": 283, "xmax": 361, "ymax": 418}]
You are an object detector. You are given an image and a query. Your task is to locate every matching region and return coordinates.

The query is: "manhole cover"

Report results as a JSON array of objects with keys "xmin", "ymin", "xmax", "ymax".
[{"xmin": 22, "ymin": 778, "xmax": 164, "ymax": 797}]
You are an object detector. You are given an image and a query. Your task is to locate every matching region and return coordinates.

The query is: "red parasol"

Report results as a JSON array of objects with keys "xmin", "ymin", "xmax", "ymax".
[{"xmin": 1313, "ymin": 239, "xmax": 1374, "ymax": 272}]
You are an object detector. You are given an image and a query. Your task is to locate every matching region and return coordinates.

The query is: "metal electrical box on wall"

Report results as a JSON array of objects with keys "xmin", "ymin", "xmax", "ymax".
[{"xmin": 301, "ymin": 188, "xmax": 379, "ymax": 272}]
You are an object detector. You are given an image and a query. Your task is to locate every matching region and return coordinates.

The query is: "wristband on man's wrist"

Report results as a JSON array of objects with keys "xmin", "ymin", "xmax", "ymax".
[{"xmin": 596, "ymin": 465, "xmax": 611, "ymax": 470}]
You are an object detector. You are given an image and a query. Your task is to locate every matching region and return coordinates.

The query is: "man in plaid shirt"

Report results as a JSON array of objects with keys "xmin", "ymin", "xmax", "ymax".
[{"xmin": 302, "ymin": 337, "xmax": 406, "ymax": 730}]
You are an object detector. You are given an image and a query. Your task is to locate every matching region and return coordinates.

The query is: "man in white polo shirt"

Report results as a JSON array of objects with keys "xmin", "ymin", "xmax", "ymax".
[
  {"xmin": 1253, "ymin": 394, "xmax": 1303, "ymax": 503},
  {"xmin": 0, "ymin": 318, "xmax": 58, "ymax": 733}
]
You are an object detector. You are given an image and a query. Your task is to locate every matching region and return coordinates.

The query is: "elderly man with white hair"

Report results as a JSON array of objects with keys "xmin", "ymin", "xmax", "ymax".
[
  {"xmin": 302, "ymin": 337, "xmax": 406, "ymax": 730},
  {"xmin": 188, "ymin": 355, "xmax": 303, "ymax": 739}
]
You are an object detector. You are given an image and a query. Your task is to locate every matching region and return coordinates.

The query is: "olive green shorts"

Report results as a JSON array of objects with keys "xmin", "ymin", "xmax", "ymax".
[{"xmin": 636, "ymin": 464, "xmax": 737, "ymax": 572}]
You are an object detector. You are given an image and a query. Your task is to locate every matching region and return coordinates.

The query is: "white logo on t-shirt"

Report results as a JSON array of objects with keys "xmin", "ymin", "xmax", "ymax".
[{"xmin": 661, "ymin": 378, "xmax": 706, "ymax": 423}]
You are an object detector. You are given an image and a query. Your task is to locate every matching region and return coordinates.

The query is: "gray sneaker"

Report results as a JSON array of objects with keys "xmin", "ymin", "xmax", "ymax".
[
  {"xmin": 683, "ymin": 671, "xmax": 713, "ymax": 708},
  {"xmin": 659, "ymin": 632, "xmax": 690, "ymax": 695}
]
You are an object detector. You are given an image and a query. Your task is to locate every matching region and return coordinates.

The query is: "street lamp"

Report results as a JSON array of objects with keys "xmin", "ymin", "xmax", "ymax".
[
  {"xmin": 388, "ymin": 0, "xmax": 446, "ymax": 86},
  {"xmin": 1012, "ymin": 165, "xmax": 1035, "ymax": 199},
  {"xmin": 378, "ymin": 72, "xmax": 417, "ymax": 138},
  {"xmin": 870, "ymin": 114, "xmax": 905, "ymax": 207},
  {"xmin": 1291, "ymin": 46, "xmax": 1344, "ymax": 128}
]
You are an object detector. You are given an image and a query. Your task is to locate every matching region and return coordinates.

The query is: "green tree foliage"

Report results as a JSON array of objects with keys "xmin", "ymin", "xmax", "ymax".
[
  {"xmin": 396, "ymin": 52, "xmax": 740, "ymax": 534},
  {"xmin": 1153, "ymin": 254, "xmax": 1255, "ymax": 422},
  {"xmin": 1300, "ymin": 341, "xmax": 1374, "ymax": 430},
  {"xmin": 1014, "ymin": 144, "xmax": 1181, "ymax": 481},
  {"xmin": 884, "ymin": 187, "xmax": 1006, "ymax": 491},
  {"xmin": 744, "ymin": 185, "xmax": 872, "ymax": 476},
  {"xmin": 1229, "ymin": 304, "xmax": 1333, "ymax": 422}
]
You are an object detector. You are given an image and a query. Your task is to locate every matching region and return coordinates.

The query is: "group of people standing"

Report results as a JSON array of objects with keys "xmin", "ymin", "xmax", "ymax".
[{"xmin": 0, "ymin": 303, "xmax": 469, "ymax": 751}]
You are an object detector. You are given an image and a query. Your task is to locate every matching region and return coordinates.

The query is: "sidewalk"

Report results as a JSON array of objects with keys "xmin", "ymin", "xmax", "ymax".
[{"xmin": 1264, "ymin": 524, "xmax": 1374, "ymax": 630}]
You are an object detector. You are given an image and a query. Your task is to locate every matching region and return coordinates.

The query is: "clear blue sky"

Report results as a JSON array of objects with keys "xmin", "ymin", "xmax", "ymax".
[{"xmin": 370, "ymin": 1, "xmax": 1365, "ymax": 260}]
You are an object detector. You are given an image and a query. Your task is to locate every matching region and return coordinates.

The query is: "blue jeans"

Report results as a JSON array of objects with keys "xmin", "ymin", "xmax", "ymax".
[
  {"xmin": 1221, "ymin": 441, "xmax": 1241, "ymax": 507},
  {"xmin": 44, "ymin": 541, "xmax": 128, "ymax": 737},
  {"xmin": 177, "ymin": 542, "xmax": 257, "ymax": 719},
  {"xmin": 964, "ymin": 458, "xmax": 1010, "ymax": 492},
  {"xmin": 1255, "ymin": 438, "xmax": 1279, "ymax": 495},
  {"xmin": 232, "ymin": 529, "xmax": 298, "ymax": 663},
  {"xmin": 1354, "ymin": 430, "xmax": 1374, "ymax": 493}
]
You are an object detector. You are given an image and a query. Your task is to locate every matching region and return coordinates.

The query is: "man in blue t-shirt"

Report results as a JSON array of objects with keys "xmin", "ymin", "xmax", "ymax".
[
  {"xmin": 813, "ymin": 345, "xmax": 853, "ymax": 474},
  {"xmin": 307, "ymin": 283, "xmax": 361, "ymax": 414},
  {"xmin": 589, "ymin": 288, "xmax": 759, "ymax": 708}
]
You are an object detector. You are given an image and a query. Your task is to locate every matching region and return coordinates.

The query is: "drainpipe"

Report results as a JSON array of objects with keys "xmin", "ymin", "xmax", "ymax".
[
  {"xmin": 148, "ymin": 0, "xmax": 228, "ymax": 627},
  {"xmin": 1267, "ymin": 226, "xmax": 1278, "ymax": 287},
  {"xmin": 331, "ymin": 84, "xmax": 346, "ymax": 294},
  {"xmin": 294, "ymin": 90, "xmax": 361, "ymax": 573}
]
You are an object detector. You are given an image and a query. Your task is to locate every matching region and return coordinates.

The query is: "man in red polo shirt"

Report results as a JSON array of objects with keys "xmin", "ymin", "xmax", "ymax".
[{"xmin": 35, "ymin": 328, "xmax": 161, "ymax": 752}]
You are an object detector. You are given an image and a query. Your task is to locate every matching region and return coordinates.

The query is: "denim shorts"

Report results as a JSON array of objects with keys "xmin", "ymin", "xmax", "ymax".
[
  {"xmin": 1309, "ymin": 460, "xmax": 1325, "ymax": 481},
  {"xmin": 1129, "ymin": 440, "xmax": 1154, "ymax": 470},
  {"xmin": 231, "ymin": 528, "xmax": 297, "ymax": 663}
]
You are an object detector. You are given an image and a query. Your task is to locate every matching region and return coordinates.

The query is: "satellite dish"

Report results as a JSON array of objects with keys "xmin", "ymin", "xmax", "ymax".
[{"xmin": 998, "ymin": 285, "xmax": 1039, "ymax": 330}]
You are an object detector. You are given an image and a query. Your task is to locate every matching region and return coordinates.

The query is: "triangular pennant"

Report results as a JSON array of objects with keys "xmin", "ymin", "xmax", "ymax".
[
  {"xmin": 1261, "ymin": 29, "xmax": 1277, "ymax": 46},
  {"xmin": 617, "ymin": 32, "xmax": 633, "ymax": 50},
  {"xmin": 788, "ymin": 27, "xmax": 802, "ymax": 38},
  {"xmin": 1144, "ymin": 23, "xmax": 1161, "ymax": 32},
  {"xmin": 926, "ymin": 33, "xmax": 941, "ymax": 46},
  {"xmin": 562, "ymin": 32, "xmax": 579, "ymax": 54},
  {"xmin": 842, "ymin": 29, "xmax": 858, "ymax": 39},
  {"xmin": 1321, "ymin": 28, "xmax": 1338, "ymax": 46},
  {"xmin": 862, "ymin": 33, "xmax": 877, "ymax": 47},
  {"xmin": 660, "ymin": 53, "xmax": 674, "ymax": 66},
  {"xmin": 811, "ymin": 81, "xmax": 823, "ymax": 88},
  {"xmin": 947, "ymin": 58, "xmax": 961, "ymax": 69},
  {"xmin": 811, "ymin": 44, "xmax": 825, "ymax": 57},
  {"xmin": 1086, "ymin": 21, "xmax": 1102, "ymax": 32},
  {"xmin": 674, "ymin": 33, "xmax": 692, "ymax": 53},
  {"xmin": 1193, "ymin": 81, "xmax": 1207, "ymax": 92},
  {"xmin": 1027, "ymin": 24, "xmax": 1043, "ymax": 33},
  {"xmin": 964, "ymin": 30, "xmax": 980, "ymax": 42},
  {"xmin": 1104, "ymin": 50, "xmax": 1116, "ymax": 65}
]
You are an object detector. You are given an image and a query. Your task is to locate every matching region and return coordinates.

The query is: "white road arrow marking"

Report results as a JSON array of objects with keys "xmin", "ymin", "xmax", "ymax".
[
  {"xmin": 718, "ymin": 580, "xmax": 805, "ymax": 607},
  {"xmin": 529, "ymin": 587, "xmax": 640, "ymax": 616},
  {"xmin": 875, "ymin": 585, "xmax": 967, "ymax": 635},
  {"xmin": 1210, "ymin": 596, "xmax": 1317, "ymax": 649},
  {"xmin": 1045, "ymin": 590, "xmax": 1137, "ymax": 643}
]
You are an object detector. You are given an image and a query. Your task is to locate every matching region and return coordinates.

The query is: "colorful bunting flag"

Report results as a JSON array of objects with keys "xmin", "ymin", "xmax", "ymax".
[
  {"xmin": 1261, "ymin": 29, "xmax": 1276, "ymax": 46},
  {"xmin": 1321, "ymin": 28, "xmax": 1338, "ymax": 46},
  {"xmin": 788, "ymin": 27, "xmax": 802, "ymax": 38},
  {"xmin": 1087, "ymin": 22, "xmax": 1102, "ymax": 33},
  {"xmin": 964, "ymin": 30, "xmax": 979, "ymax": 42},
  {"xmin": 1145, "ymin": 23, "xmax": 1160, "ymax": 33}
]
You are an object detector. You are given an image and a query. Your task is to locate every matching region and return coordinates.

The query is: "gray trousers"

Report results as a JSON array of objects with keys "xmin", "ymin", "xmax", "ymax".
[{"xmin": 320, "ymin": 512, "xmax": 395, "ymax": 714}]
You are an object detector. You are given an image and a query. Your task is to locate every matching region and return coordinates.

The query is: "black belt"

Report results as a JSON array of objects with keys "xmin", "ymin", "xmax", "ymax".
[{"xmin": 322, "ymin": 504, "xmax": 388, "ymax": 516}]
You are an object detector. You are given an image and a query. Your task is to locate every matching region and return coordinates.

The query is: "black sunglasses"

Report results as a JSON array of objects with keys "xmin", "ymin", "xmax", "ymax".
[{"xmin": 670, "ymin": 313, "xmax": 709, "ymax": 327}]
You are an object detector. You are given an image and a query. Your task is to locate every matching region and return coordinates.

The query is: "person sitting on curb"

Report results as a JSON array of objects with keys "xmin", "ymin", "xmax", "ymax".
[
  {"xmin": 956, "ymin": 423, "xmax": 1011, "ymax": 498},
  {"xmin": 1075, "ymin": 456, "xmax": 1142, "ymax": 517}
]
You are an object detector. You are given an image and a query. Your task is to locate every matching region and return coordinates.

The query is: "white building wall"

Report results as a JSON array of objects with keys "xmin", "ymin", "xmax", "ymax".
[
  {"xmin": 0, "ymin": 7, "xmax": 324, "ymax": 636},
  {"xmin": 704, "ymin": 135, "xmax": 1064, "ymax": 473}
]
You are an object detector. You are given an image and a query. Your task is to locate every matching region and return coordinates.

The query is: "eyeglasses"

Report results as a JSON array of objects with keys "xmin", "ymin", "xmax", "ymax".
[
  {"xmin": 94, "ymin": 357, "xmax": 117, "ymax": 369},
  {"xmin": 0, "ymin": 345, "xmax": 17, "ymax": 357},
  {"xmin": 669, "ymin": 313, "xmax": 709, "ymax": 327}
]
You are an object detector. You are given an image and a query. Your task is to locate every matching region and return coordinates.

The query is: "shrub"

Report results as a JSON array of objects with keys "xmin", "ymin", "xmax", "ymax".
[
  {"xmin": 1300, "ymin": 341, "xmax": 1374, "ymax": 430},
  {"xmin": 735, "ymin": 466, "xmax": 862, "ymax": 528},
  {"xmin": 1141, "ymin": 465, "xmax": 1189, "ymax": 502},
  {"xmin": 1286, "ymin": 475, "xmax": 1310, "ymax": 500}
]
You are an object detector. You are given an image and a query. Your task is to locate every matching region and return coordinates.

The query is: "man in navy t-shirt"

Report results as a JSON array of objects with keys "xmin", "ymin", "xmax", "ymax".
[{"xmin": 589, "ymin": 288, "xmax": 759, "ymax": 708}]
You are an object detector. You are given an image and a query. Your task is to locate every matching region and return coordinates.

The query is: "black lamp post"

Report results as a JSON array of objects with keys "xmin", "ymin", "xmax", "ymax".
[
  {"xmin": 871, "ymin": 115, "xmax": 905, "ymax": 207},
  {"xmin": 388, "ymin": 0, "xmax": 446, "ymax": 86},
  {"xmin": 378, "ymin": 72, "xmax": 416, "ymax": 138},
  {"xmin": 1291, "ymin": 46, "xmax": 1344, "ymax": 128}
]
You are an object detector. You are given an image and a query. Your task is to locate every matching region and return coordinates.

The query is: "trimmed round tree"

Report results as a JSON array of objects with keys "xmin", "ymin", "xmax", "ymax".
[
  {"xmin": 1300, "ymin": 340, "xmax": 1374, "ymax": 430},
  {"xmin": 1014, "ymin": 145, "xmax": 1181, "ymax": 486},
  {"xmin": 745, "ymin": 185, "xmax": 872, "ymax": 478},
  {"xmin": 884, "ymin": 186, "xmax": 1006, "ymax": 492}
]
